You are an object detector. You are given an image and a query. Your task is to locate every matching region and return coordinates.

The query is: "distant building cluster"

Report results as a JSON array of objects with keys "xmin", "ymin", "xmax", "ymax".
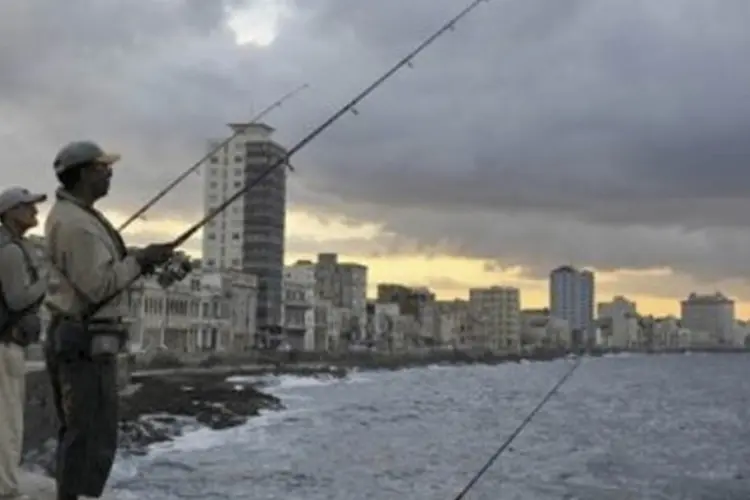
[{"xmin": 25, "ymin": 123, "xmax": 750, "ymax": 354}]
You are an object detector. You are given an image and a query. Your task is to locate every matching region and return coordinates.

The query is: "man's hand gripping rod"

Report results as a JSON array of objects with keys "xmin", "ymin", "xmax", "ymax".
[
  {"xmin": 83, "ymin": 0, "xmax": 491, "ymax": 321},
  {"xmin": 117, "ymin": 83, "xmax": 310, "ymax": 232}
]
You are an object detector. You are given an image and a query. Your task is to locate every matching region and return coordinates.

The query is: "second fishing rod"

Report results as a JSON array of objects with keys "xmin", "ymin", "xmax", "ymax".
[
  {"xmin": 117, "ymin": 82, "xmax": 310, "ymax": 232},
  {"xmin": 82, "ymin": 0, "xmax": 491, "ymax": 321}
]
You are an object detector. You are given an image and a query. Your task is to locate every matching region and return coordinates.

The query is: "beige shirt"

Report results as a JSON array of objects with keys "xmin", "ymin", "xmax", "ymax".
[
  {"xmin": 44, "ymin": 190, "xmax": 140, "ymax": 320},
  {"xmin": 0, "ymin": 226, "xmax": 46, "ymax": 339}
]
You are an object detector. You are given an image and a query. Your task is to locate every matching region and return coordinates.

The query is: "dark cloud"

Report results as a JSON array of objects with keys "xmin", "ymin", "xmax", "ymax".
[{"xmin": 3, "ymin": 0, "xmax": 750, "ymax": 294}]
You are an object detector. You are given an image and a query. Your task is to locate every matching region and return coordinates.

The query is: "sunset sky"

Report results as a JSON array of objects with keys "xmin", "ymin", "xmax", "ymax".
[
  {"xmin": 28, "ymin": 207, "xmax": 736, "ymax": 318},
  {"xmin": 6, "ymin": 0, "xmax": 750, "ymax": 318}
]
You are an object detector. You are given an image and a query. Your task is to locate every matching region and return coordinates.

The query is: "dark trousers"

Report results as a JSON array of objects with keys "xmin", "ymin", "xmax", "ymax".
[{"xmin": 45, "ymin": 347, "xmax": 118, "ymax": 498}]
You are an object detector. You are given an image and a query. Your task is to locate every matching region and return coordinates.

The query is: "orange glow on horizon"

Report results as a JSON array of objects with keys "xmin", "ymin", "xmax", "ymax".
[{"xmin": 26, "ymin": 206, "xmax": 750, "ymax": 319}]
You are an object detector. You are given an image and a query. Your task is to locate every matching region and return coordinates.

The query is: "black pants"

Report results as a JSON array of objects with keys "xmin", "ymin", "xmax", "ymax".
[{"xmin": 45, "ymin": 347, "xmax": 118, "ymax": 498}]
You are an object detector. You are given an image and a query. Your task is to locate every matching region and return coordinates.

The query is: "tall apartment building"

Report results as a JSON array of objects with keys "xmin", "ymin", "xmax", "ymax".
[
  {"xmin": 202, "ymin": 123, "xmax": 287, "ymax": 331},
  {"xmin": 680, "ymin": 292, "xmax": 735, "ymax": 345},
  {"xmin": 549, "ymin": 266, "xmax": 595, "ymax": 346},
  {"xmin": 468, "ymin": 286, "xmax": 521, "ymax": 351}
]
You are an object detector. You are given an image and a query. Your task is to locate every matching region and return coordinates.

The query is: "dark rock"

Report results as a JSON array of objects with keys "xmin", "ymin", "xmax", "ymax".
[
  {"xmin": 117, "ymin": 415, "xmax": 194, "ymax": 454},
  {"xmin": 23, "ymin": 368, "xmax": 285, "ymax": 471},
  {"xmin": 116, "ymin": 372, "xmax": 283, "ymax": 451}
]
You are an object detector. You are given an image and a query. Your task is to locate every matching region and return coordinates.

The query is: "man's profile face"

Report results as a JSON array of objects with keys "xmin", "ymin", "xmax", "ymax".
[{"xmin": 83, "ymin": 161, "xmax": 113, "ymax": 198}]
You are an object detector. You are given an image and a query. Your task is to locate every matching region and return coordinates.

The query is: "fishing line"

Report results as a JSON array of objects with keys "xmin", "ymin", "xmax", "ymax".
[
  {"xmin": 83, "ymin": 0, "xmax": 491, "ymax": 320},
  {"xmin": 117, "ymin": 83, "xmax": 310, "ymax": 232},
  {"xmin": 450, "ymin": 357, "xmax": 582, "ymax": 500}
]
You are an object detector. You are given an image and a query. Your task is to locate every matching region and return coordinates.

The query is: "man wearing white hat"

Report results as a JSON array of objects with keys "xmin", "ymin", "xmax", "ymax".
[{"xmin": 0, "ymin": 187, "xmax": 48, "ymax": 500}]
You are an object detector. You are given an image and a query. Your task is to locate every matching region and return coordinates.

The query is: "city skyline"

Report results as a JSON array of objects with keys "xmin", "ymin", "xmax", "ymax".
[
  {"xmin": 6, "ymin": 2, "xmax": 750, "ymax": 319},
  {"xmin": 23, "ymin": 212, "xmax": 750, "ymax": 320}
]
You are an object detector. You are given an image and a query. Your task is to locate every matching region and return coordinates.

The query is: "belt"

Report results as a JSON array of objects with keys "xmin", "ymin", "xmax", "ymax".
[
  {"xmin": 88, "ymin": 323, "xmax": 127, "ymax": 334},
  {"xmin": 46, "ymin": 304, "xmax": 123, "ymax": 324},
  {"xmin": 49, "ymin": 315, "xmax": 126, "ymax": 336},
  {"xmin": 48, "ymin": 312, "xmax": 122, "ymax": 324},
  {"xmin": 88, "ymin": 317, "xmax": 123, "ymax": 325}
]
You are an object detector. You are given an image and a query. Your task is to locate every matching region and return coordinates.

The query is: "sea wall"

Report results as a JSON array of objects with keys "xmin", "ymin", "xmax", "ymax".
[
  {"xmin": 23, "ymin": 368, "xmax": 58, "ymax": 455},
  {"xmin": 133, "ymin": 346, "xmax": 571, "ymax": 371},
  {"xmin": 133, "ymin": 345, "xmax": 750, "ymax": 372},
  {"xmin": 23, "ymin": 354, "xmax": 132, "ymax": 456}
]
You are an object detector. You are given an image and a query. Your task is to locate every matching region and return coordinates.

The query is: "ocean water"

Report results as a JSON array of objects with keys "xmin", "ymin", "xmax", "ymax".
[{"xmin": 108, "ymin": 353, "xmax": 750, "ymax": 499}]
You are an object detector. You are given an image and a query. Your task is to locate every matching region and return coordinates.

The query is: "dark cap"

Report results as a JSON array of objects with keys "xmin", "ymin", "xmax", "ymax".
[{"xmin": 53, "ymin": 141, "xmax": 121, "ymax": 175}]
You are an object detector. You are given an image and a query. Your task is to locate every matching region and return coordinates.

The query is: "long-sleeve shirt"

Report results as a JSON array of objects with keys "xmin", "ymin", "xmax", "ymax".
[
  {"xmin": 0, "ymin": 226, "xmax": 46, "ymax": 338},
  {"xmin": 44, "ymin": 189, "xmax": 141, "ymax": 320}
]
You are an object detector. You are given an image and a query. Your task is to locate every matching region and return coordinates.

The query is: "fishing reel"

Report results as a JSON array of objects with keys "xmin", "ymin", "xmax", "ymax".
[{"xmin": 156, "ymin": 255, "xmax": 193, "ymax": 288}]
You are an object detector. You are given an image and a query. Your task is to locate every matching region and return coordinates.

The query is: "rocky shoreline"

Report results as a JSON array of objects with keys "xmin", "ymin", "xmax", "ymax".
[
  {"xmin": 117, "ymin": 371, "xmax": 285, "ymax": 454},
  {"xmin": 23, "ymin": 365, "xmax": 348, "ymax": 476}
]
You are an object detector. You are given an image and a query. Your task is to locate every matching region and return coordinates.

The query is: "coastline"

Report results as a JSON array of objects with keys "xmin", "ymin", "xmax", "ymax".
[
  {"xmin": 129, "ymin": 345, "xmax": 750, "ymax": 375},
  {"xmin": 22, "ymin": 346, "xmax": 748, "ymax": 477},
  {"xmin": 18, "ymin": 346, "xmax": 749, "ymax": 497}
]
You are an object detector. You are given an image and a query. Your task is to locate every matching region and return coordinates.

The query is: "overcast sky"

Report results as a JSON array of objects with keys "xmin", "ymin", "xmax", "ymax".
[{"xmin": 3, "ymin": 0, "xmax": 750, "ymax": 304}]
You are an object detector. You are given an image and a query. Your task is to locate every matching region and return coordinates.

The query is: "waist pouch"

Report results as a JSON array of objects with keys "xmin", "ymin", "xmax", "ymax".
[
  {"xmin": 1, "ymin": 315, "xmax": 42, "ymax": 348},
  {"xmin": 51, "ymin": 318, "xmax": 127, "ymax": 358}
]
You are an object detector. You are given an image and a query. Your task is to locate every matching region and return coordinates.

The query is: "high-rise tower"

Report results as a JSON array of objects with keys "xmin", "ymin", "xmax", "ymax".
[{"xmin": 202, "ymin": 123, "xmax": 287, "ymax": 330}]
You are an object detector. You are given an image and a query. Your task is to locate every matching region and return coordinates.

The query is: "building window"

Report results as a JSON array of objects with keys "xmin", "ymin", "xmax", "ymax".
[
  {"xmin": 207, "ymin": 233, "xmax": 216, "ymax": 240},
  {"xmin": 234, "ymin": 155, "xmax": 243, "ymax": 163},
  {"xmin": 232, "ymin": 232, "xmax": 240, "ymax": 240},
  {"xmin": 234, "ymin": 181, "xmax": 242, "ymax": 188},
  {"xmin": 210, "ymin": 157, "xmax": 219, "ymax": 164}
]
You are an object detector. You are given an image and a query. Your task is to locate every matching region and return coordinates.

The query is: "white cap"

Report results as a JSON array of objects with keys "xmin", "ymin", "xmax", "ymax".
[{"xmin": 0, "ymin": 187, "xmax": 47, "ymax": 216}]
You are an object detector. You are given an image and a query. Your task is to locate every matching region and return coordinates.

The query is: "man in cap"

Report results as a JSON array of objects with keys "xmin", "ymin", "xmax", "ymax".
[
  {"xmin": 44, "ymin": 141, "xmax": 174, "ymax": 500},
  {"xmin": 0, "ymin": 187, "xmax": 48, "ymax": 500}
]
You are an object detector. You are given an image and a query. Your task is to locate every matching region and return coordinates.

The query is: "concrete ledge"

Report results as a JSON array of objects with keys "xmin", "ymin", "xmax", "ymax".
[
  {"xmin": 22, "ymin": 353, "xmax": 133, "ymax": 494},
  {"xmin": 24, "ymin": 354, "xmax": 133, "ymax": 452},
  {"xmin": 23, "ymin": 368, "xmax": 59, "ymax": 456},
  {"xmin": 19, "ymin": 471, "xmax": 61, "ymax": 499}
]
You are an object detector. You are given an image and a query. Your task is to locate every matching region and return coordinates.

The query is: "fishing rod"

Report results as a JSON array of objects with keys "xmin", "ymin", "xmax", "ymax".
[
  {"xmin": 449, "ymin": 357, "xmax": 582, "ymax": 499},
  {"xmin": 116, "ymin": 83, "xmax": 310, "ymax": 232},
  {"xmin": 83, "ymin": 0, "xmax": 491, "ymax": 320}
]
